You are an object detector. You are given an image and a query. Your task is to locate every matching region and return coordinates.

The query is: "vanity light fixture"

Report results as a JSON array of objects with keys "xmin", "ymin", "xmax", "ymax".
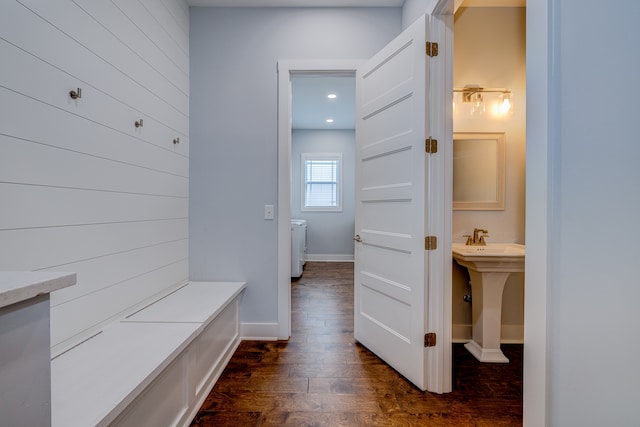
[
  {"xmin": 327, "ymin": 93, "xmax": 337, "ymax": 99},
  {"xmin": 326, "ymin": 118, "xmax": 334, "ymax": 123},
  {"xmin": 453, "ymin": 86, "xmax": 512, "ymax": 116}
]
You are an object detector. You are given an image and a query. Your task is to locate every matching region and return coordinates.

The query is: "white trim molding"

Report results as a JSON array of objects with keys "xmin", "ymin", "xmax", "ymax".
[
  {"xmin": 452, "ymin": 323, "xmax": 524, "ymax": 344},
  {"xmin": 240, "ymin": 322, "xmax": 280, "ymax": 341},
  {"xmin": 304, "ymin": 254, "xmax": 354, "ymax": 262},
  {"xmin": 277, "ymin": 59, "xmax": 364, "ymax": 341}
]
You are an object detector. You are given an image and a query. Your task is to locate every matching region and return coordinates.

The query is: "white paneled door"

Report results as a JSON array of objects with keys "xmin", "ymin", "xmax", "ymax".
[{"xmin": 354, "ymin": 14, "xmax": 433, "ymax": 391}]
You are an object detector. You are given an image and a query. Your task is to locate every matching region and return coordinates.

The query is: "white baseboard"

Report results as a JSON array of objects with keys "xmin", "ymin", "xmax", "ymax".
[
  {"xmin": 241, "ymin": 321, "xmax": 522, "ymax": 343},
  {"xmin": 305, "ymin": 254, "xmax": 354, "ymax": 262},
  {"xmin": 240, "ymin": 322, "xmax": 280, "ymax": 340},
  {"xmin": 452, "ymin": 323, "xmax": 524, "ymax": 344}
]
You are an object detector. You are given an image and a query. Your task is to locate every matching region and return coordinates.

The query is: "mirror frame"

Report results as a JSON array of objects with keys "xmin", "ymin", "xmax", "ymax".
[{"xmin": 452, "ymin": 132, "xmax": 506, "ymax": 211}]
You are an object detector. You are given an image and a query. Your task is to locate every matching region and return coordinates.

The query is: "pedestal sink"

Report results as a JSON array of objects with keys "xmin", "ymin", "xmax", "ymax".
[{"xmin": 452, "ymin": 243, "xmax": 525, "ymax": 363}]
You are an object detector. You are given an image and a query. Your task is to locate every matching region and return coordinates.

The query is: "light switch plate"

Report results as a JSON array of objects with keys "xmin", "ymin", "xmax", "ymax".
[{"xmin": 264, "ymin": 204, "xmax": 274, "ymax": 220}]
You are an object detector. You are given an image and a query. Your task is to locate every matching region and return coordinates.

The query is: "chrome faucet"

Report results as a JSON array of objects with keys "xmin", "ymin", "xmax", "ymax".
[{"xmin": 464, "ymin": 228, "xmax": 489, "ymax": 246}]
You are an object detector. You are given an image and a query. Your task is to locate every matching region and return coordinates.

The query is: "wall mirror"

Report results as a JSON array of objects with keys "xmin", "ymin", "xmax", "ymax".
[{"xmin": 453, "ymin": 132, "xmax": 506, "ymax": 210}]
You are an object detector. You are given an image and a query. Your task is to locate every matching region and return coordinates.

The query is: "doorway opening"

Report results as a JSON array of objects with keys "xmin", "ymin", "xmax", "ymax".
[
  {"xmin": 278, "ymin": 15, "xmax": 453, "ymax": 394},
  {"xmin": 277, "ymin": 60, "xmax": 362, "ymax": 341},
  {"xmin": 450, "ymin": 0, "xmax": 526, "ymax": 392},
  {"xmin": 289, "ymin": 73, "xmax": 356, "ymax": 276}
]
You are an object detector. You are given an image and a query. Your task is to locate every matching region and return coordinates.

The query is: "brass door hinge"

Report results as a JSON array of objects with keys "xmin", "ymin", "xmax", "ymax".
[
  {"xmin": 426, "ymin": 138, "xmax": 438, "ymax": 154},
  {"xmin": 424, "ymin": 332, "xmax": 437, "ymax": 347},
  {"xmin": 425, "ymin": 236, "xmax": 437, "ymax": 250},
  {"xmin": 426, "ymin": 41, "xmax": 439, "ymax": 57}
]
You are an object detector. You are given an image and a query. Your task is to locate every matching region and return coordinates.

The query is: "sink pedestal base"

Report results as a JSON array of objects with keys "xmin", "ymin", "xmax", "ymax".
[
  {"xmin": 466, "ymin": 270, "xmax": 511, "ymax": 363},
  {"xmin": 464, "ymin": 340, "xmax": 509, "ymax": 363},
  {"xmin": 452, "ymin": 243, "xmax": 525, "ymax": 364}
]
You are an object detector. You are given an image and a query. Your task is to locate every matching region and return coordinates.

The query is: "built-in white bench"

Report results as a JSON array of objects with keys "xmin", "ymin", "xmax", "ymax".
[{"xmin": 51, "ymin": 281, "xmax": 246, "ymax": 427}]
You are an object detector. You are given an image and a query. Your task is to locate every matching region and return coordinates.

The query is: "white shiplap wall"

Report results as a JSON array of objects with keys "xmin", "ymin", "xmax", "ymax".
[{"xmin": 0, "ymin": 0, "xmax": 189, "ymax": 355}]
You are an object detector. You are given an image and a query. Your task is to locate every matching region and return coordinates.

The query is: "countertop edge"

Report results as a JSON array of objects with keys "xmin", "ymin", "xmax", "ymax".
[{"xmin": 0, "ymin": 272, "xmax": 77, "ymax": 309}]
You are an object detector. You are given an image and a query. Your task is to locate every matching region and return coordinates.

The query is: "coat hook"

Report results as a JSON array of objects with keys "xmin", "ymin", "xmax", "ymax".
[
  {"xmin": 69, "ymin": 88, "xmax": 82, "ymax": 100},
  {"xmin": 173, "ymin": 137, "xmax": 180, "ymax": 145},
  {"xmin": 135, "ymin": 119, "xmax": 144, "ymax": 128}
]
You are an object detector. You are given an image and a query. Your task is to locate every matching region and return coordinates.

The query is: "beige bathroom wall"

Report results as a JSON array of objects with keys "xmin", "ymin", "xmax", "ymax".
[{"xmin": 452, "ymin": 7, "xmax": 526, "ymax": 342}]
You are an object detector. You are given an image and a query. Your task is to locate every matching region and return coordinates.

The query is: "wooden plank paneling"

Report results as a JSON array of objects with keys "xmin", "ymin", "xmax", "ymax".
[
  {"xmin": 112, "ymin": 0, "xmax": 189, "ymax": 77},
  {"xmin": 160, "ymin": 0, "xmax": 190, "ymax": 43},
  {"xmin": 0, "ymin": 39, "xmax": 186, "ymax": 148},
  {"xmin": 139, "ymin": 0, "xmax": 189, "ymax": 55},
  {"xmin": 0, "ymin": 2, "xmax": 189, "ymax": 137},
  {"xmin": 0, "ymin": 35, "xmax": 188, "ymax": 147},
  {"xmin": 0, "ymin": 184, "xmax": 187, "ymax": 229},
  {"xmin": 0, "ymin": 0, "xmax": 189, "ymax": 348},
  {"xmin": 0, "ymin": 87, "xmax": 188, "ymax": 177},
  {"xmin": 0, "ymin": 219, "xmax": 188, "ymax": 271},
  {"xmin": 17, "ymin": 0, "xmax": 189, "ymax": 118},
  {"xmin": 50, "ymin": 239, "xmax": 189, "ymax": 305},
  {"xmin": 1, "ymin": 136, "xmax": 188, "ymax": 197},
  {"xmin": 73, "ymin": 0, "xmax": 189, "ymax": 95},
  {"xmin": 51, "ymin": 259, "xmax": 189, "ymax": 347}
]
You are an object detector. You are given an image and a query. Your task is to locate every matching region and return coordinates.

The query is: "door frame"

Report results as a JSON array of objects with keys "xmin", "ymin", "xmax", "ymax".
[
  {"xmin": 277, "ymin": 20, "xmax": 454, "ymax": 393},
  {"xmin": 430, "ymin": 0, "xmax": 549, "ymax": 422},
  {"xmin": 277, "ymin": 0, "xmax": 549, "ymax": 415},
  {"xmin": 425, "ymin": 6, "xmax": 454, "ymax": 394},
  {"xmin": 277, "ymin": 59, "xmax": 363, "ymax": 341}
]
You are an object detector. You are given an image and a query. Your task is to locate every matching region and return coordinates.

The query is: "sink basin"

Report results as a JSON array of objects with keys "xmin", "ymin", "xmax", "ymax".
[
  {"xmin": 452, "ymin": 243, "xmax": 525, "ymax": 273},
  {"xmin": 452, "ymin": 243, "xmax": 525, "ymax": 257},
  {"xmin": 452, "ymin": 242, "xmax": 525, "ymax": 363}
]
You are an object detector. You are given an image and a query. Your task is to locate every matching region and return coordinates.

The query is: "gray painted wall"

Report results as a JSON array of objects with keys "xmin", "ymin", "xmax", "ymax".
[
  {"xmin": 189, "ymin": 7, "xmax": 401, "ymax": 324},
  {"xmin": 402, "ymin": 0, "xmax": 437, "ymax": 29},
  {"xmin": 291, "ymin": 130, "xmax": 355, "ymax": 259},
  {"xmin": 545, "ymin": 1, "xmax": 640, "ymax": 424}
]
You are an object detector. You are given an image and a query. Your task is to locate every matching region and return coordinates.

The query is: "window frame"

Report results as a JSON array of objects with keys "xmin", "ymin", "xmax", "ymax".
[{"xmin": 301, "ymin": 152, "xmax": 343, "ymax": 212}]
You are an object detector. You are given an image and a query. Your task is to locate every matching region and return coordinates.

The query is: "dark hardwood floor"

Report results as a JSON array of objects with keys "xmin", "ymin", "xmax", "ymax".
[{"xmin": 191, "ymin": 262, "xmax": 522, "ymax": 426}]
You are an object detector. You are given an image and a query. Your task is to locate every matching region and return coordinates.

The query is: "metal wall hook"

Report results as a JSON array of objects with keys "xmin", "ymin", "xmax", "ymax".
[
  {"xmin": 135, "ymin": 119, "xmax": 144, "ymax": 128},
  {"xmin": 173, "ymin": 137, "xmax": 180, "ymax": 145},
  {"xmin": 69, "ymin": 88, "xmax": 82, "ymax": 100}
]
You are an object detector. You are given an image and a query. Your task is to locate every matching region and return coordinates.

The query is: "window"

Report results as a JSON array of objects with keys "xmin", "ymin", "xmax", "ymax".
[{"xmin": 301, "ymin": 153, "xmax": 342, "ymax": 212}]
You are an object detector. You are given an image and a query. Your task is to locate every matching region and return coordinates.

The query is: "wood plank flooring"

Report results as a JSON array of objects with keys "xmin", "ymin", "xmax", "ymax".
[{"xmin": 191, "ymin": 262, "xmax": 523, "ymax": 426}]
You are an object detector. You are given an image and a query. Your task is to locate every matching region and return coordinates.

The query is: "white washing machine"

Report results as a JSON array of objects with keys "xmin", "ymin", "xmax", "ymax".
[{"xmin": 290, "ymin": 219, "xmax": 307, "ymax": 278}]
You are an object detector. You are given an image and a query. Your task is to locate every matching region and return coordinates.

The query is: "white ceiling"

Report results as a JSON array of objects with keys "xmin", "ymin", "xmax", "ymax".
[{"xmin": 292, "ymin": 75, "xmax": 355, "ymax": 130}]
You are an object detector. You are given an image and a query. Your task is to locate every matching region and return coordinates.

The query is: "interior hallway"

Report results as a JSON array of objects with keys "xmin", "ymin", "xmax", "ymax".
[{"xmin": 191, "ymin": 262, "xmax": 522, "ymax": 426}]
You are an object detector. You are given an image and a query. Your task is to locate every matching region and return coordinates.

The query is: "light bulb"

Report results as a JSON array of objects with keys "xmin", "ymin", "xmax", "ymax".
[
  {"xmin": 470, "ymin": 92, "xmax": 484, "ymax": 115},
  {"xmin": 498, "ymin": 93, "xmax": 512, "ymax": 115}
]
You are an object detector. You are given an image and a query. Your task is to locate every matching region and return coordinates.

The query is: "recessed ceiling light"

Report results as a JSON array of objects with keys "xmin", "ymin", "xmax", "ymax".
[
  {"xmin": 327, "ymin": 93, "xmax": 337, "ymax": 99},
  {"xmin": 326, "ymin": 118, "xmax": 334, "ymax": 123}
]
